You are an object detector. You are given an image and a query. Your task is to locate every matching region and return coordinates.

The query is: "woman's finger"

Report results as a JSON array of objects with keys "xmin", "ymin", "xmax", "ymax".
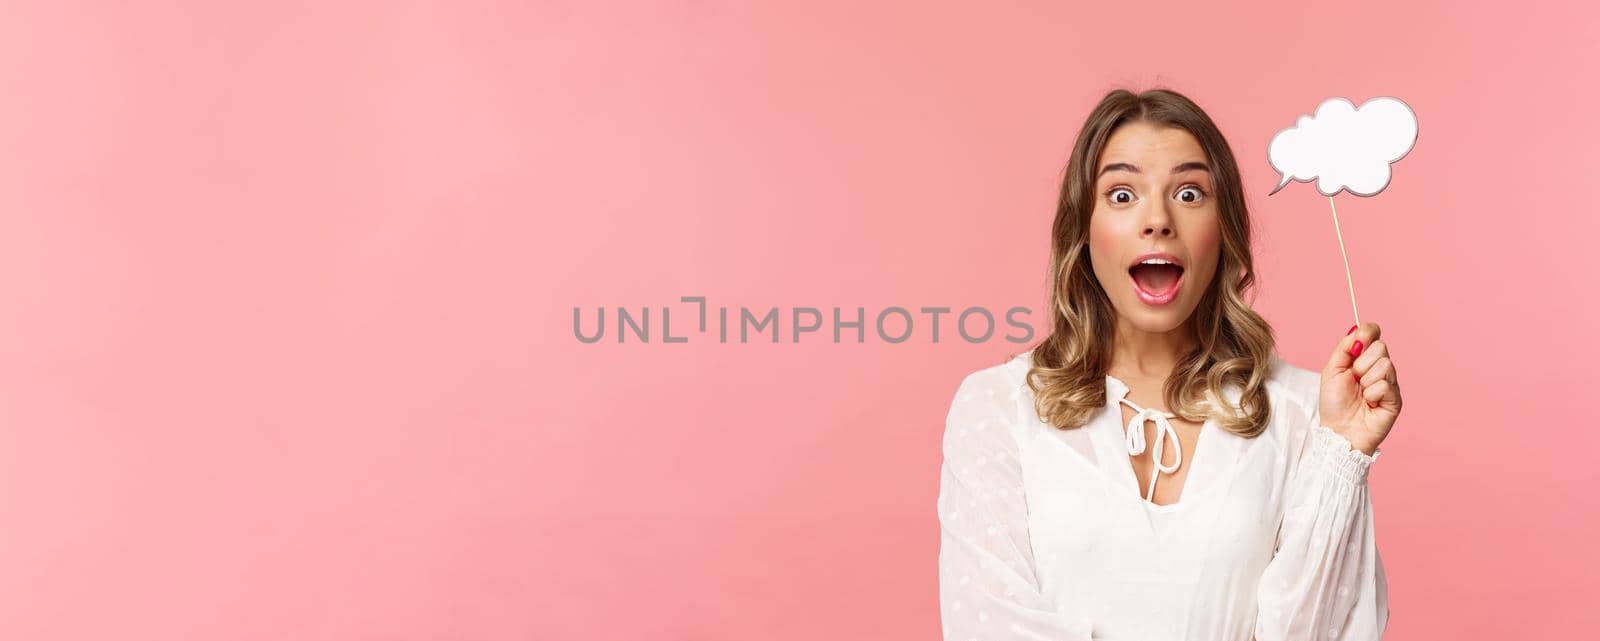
[
  {"xmin": 1363, "ymin": 379, "xmax": 1392, "ymax": 405},
  {"xmin": 1360, "ymin": 356, "xmax": 1393, "ymax": 388},
  {"xmin": 1353, "ymin": 339, "xmax": 1388, "ymax": 377},
  {"xmin": 1325, "ymin": 321, "xmax": 1383, "ymax": 376}
]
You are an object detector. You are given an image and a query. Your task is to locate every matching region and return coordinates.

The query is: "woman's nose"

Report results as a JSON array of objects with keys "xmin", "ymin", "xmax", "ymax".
[{"xmin": 1142, "ymin": 208, "xmax": 1174, "ymax": 237}]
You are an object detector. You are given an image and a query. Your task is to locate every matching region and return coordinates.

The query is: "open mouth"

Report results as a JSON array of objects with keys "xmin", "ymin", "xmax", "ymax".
[{"xmin": 1128, "ymin": 261, "xmax": 1185, "ymax": 305}]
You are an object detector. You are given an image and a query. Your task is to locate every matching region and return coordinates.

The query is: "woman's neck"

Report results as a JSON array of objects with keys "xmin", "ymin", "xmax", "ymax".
[{"xmin": 1108, "ymin": 318, "xmax": 1195, "ymax": 381}]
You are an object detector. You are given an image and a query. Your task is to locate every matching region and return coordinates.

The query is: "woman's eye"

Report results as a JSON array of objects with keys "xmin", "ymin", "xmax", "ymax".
[
  {"xmin": 1176, "ymin": 186, "xmax": 1206, "ymax": 203},
  {"xmin": 1109, "ymin": 188, "xmax": 1135, "ymax": 204}
]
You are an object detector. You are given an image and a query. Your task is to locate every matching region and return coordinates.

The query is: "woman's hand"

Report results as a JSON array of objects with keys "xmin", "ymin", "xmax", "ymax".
[{"xmin": 1319, "ymin": 321, "xmax": 1402, "ymax": 456}]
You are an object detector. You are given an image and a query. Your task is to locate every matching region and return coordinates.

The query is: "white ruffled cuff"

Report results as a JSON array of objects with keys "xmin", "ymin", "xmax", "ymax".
[{"xmin": 1309, "ymin": 424, "xmax": 1381, "ymax": 487}]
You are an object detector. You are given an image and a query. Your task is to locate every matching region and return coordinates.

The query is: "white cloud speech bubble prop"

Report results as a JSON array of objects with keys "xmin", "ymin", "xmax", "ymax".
[
  {"xmin": 1268, "ymin": 96, "xmax": 1417, "ymax": 197},
  {"xmin": 1266, "ymin": 96, "xmax": 1418, "ymax": 328}
]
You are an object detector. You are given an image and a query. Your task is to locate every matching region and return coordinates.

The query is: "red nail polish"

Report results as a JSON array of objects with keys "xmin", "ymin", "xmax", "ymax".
[
  {"xmin": 1350, "ymin": 340, "xmax": 1364, "ymax": 357},
  {"xmin": 1347, "ymin": 325, "xmax": 1358, "ymax": 335}
]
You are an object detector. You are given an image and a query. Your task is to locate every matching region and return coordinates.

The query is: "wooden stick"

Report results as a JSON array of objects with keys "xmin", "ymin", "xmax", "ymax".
[{"xmin": 1328, "ymin": 196, "xmax": 1361, "ymax": 327}]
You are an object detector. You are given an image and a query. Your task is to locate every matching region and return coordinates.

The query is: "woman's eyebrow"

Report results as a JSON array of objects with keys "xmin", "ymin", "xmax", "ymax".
[
  {"xmin": 1097, "ymin": 161, "xmax": 1211, "ymax": 177},
  {"xmin": 1098, "ymin": 162, "xmax": 1140, "ymax": 176}
]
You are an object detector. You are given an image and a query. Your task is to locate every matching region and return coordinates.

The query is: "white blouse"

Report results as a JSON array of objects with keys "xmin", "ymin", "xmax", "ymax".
[{"xmin": 937, "ymin": 349, "xmax": 1389, "ymax": 641}]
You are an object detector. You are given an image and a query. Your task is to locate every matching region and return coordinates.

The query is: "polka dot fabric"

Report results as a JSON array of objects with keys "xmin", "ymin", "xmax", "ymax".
[
  {"xmin": 936, "ymin": 351, "xmax": 1391, "ymax": 640},
  {"xmin": 1255, "ymin": 424, "xmax": 1389, "ymax": 641},
  {"xmin": 938, "ymin": 366, "xmax": 1097, "ymax": 640}
]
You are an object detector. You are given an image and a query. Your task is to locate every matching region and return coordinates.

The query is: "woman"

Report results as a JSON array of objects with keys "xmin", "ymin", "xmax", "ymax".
[{"xmin": 936, "ymin": 88, "xmax": 1400, "ymax": 641}]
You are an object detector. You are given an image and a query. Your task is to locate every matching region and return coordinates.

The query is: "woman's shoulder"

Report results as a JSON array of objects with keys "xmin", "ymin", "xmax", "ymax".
[
  {"xmin": 940, "ymin": 353, "xmax": 1031, "ymax": 460},
  {"xmin": 947, "ymin": 350, "xmax": 1033, "ymax": 404},
  {"xmin": 942, "ymin": 351, "xmax": 1037, "ymax": 433},
  {"xmin": 1262, "ymin": 352, "xmax": 1322, "ymax": 417}
]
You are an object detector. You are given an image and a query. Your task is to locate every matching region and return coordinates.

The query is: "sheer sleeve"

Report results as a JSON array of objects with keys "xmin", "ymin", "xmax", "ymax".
[
  {"xmin": 1255, "ymin": 408, "xmax": 1391, "ymax": 641},
  {"xmin": 937, "ymin": 368, "xmax": 1095, "ymax": 640}
]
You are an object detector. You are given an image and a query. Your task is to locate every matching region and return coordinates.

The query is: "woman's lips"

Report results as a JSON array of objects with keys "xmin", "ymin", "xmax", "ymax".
[{"xmin": 1131, "ymin": 269, "xmax": 1183, "ymax": 305}]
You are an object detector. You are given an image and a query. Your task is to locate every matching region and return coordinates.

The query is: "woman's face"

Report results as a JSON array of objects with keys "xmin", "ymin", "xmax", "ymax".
[{"xmin": 1088, "ymin": 121, "xmax": 1222, "ymax": 334}]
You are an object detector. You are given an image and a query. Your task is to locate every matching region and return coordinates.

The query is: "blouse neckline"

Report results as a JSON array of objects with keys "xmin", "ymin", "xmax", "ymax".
[{"xmin": 1104, "ymin": 374, "xmax": 1217, "ymax": 514}]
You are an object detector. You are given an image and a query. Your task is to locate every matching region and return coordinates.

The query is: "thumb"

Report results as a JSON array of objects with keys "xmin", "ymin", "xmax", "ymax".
[{"xmin": 1323, "ymin": 322, "xmax": 1377, "ymax": 377}]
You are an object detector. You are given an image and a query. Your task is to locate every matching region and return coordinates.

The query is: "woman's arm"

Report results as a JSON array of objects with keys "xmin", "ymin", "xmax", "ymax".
[
  {"xmin": 937, "ymin": 368, "xmax": 1095, "ymax": 641},
  {"xmin": 1254, "ymin": 419, "xmax": 1390, "ymax": 641}
]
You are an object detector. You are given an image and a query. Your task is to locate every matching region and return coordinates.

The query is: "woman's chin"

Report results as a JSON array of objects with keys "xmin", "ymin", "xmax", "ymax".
[{"xmin": 1117, "ymin": 298, "xmax": 1195, "ymax": 332}]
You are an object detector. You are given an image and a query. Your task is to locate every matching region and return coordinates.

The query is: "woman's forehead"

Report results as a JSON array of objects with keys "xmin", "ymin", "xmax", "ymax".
[{"xmin": 1099, "ymin": 122, "xmax": 1206, "ymax": 168}]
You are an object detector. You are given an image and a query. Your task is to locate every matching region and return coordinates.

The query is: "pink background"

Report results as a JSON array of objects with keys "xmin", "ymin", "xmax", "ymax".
[{"xmin": 1, "ymin": 1, "xmax": 1594, "ymax": 639}]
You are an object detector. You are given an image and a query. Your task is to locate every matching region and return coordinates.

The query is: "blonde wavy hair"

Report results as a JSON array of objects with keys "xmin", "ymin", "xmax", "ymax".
[{"xmin": 1020, "ymin": 88, "xmax": 1277, "ymax": 437}]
